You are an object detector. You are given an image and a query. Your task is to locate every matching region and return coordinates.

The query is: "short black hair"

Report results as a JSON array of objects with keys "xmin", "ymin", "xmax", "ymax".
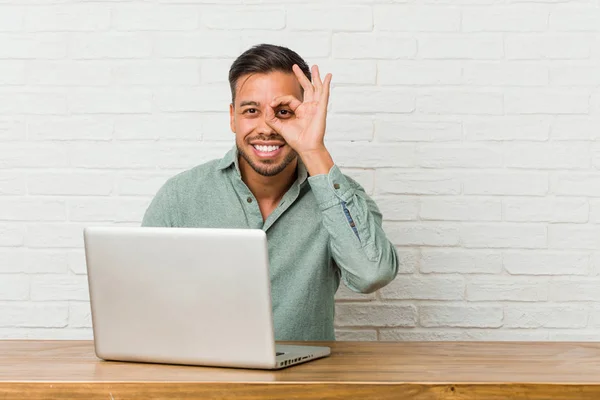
[{"xmin": 228, "ymin": 43, "xmax": 311, "ymax": 105}]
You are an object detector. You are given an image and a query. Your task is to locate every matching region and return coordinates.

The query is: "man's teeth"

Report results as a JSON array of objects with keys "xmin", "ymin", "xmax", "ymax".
[{"xmin": 254, "ymin": 145, "xmax": 280, "ymax": 152}]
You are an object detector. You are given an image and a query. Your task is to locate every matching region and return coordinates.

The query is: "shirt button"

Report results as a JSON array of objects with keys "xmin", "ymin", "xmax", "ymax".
[
  {"xmin": 333, "ymin": 183, "xmax": 340, "ymax": 189},
  {"xmin": 247, "ymin": 197, "xmax": 253, "ymax": 203}
]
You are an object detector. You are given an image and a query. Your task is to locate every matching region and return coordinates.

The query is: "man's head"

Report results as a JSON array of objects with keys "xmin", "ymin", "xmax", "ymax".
[{"xmin": 228, "ymin": 44, "xmax": 311, "ymax": 177}]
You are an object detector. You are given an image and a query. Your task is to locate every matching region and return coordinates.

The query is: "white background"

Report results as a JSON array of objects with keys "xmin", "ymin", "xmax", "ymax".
[{"xmin": 1, "ymin": 0, "xmax": 600, "ymax": 341}]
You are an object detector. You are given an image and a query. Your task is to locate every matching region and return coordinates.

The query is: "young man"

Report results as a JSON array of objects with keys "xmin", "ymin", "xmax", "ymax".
[{"xmin": 142, "ymin": 44, "xmax": 399, "ymax": 341}]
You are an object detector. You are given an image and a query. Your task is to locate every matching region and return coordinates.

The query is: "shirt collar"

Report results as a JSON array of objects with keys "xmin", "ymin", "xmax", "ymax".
[{"xmin": 217, "ymin": 145, "xmax": 308, "ymax": 185}]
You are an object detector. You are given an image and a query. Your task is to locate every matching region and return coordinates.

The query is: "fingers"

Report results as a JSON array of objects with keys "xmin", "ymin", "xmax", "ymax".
[
  {"xmin": 319, "ymin": 73, "xmax": 333, "ymax": 112},
  {"xmin": 312, "ymin": 65, "xmax": 322, "ymax": 92},
  {"xmin": 270, "ymin": 95, "xmax": 303, "ymax": 112},
  {"xmin": 293, "ymin": 64, "xmax": 314, "ymax": 95}
]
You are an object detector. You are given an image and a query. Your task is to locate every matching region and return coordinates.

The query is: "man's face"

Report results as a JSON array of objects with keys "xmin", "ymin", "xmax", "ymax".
[{"xmin": 229, "ymin": 70, "xmax": 303, "ymax": 177}]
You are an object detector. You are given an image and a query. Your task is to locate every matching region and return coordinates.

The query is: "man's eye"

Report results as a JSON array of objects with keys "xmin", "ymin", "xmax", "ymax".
[
  {"xmin": 244, "ymin": 108, "xmax": 256, "ymax": 114},
  {"xmin": 277, "ymin": 109, "xmax": 293, "ymax": 118}
]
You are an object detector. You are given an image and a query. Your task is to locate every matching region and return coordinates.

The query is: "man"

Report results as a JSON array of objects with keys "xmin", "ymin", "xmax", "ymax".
[{"xmin": 142, "ymin": 44, "xmax": 398, "ymax": 341}]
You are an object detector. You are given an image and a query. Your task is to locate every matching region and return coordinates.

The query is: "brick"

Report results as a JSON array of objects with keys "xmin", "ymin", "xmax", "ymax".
[
  {"xmin": 377, "ymin": 170, "xmax": 461, "ymax": 195},
  {"xmin": 417, "ymin": 91, "xmax": 503, "ymax": 115},
  {"xmin": 0, "ymin": 144, "xmax": 67, "ymax": 168},
  {"xmin": 419, "ymin": 34, "xmax": 503, "ymax": 59},
  {"xmin": 155, "ymin": 33, "xmax": 241, "ymax": 58},
  {"xmin": 505, "ymin": 305, "xmax": 587, "ymax": 328},
  {"xmin": 379, "ymin": 61, "xmax": 461, "ymax": 85},
  {"xmin": 155, "ymin": 143, "xmax": 233, "ymax": 170},
  {"xmin": 463, "ymin": 62, "xmax": 548, "ymax": 86},
  {"xmin": 417, "ymin": 144, "xmax": 502, "ymax": 168},
  {"xmin": 0, "ymin": 327, "xmax": 93, "ymax": 340},
  {"xmin": 420, "ymin": 305, "xmax": 503, "ymax": 328},
  {"xmin": 463, "ymin": 172, "xmax": 548, "ymax": 195},
  {"xmin": 67, "ymin": 250, "xmax": 86, "ymax": 275},
  {"xmin": 242, "ymin": 32, "xmax": 331, "ymax": 58},
  {"xmin": 0, "ymin": 275, "xmax": 28, "ymax": 300},
  {"xmin": 333, "ymin": 33, "xmax": 416, "ymax": 59},
  {"xmin": 116, "ymin": 173, "xmax": 171, "ymax": 196},
  {"xmin": 379, "ymin": 329, "xmax": 548, "ymax": 341},
  {"xmin": 549, "ymin": 225, "xmax": 600, "ymax": 250},
  {"xmin": 198, "ymin": 113, "xmax": 234, "ymax": 142},
  {"xmin": 113, "ymin": 5, "xmax": 199, "ymax": 31},
  {"xmin": 26, "ymin": 250, "xmax": 69, "ymax": 274},
  {"xmin": 69, "ymin": 89, "xmax": 152, "ymax": 114},
  {"xmin": 335, "ymin": 329, "xmax": 377, "ymax": 341},
  {"xmin": 112, "ymin": 60, "xmax": 200, "ymax": 85},
  {"xmin": 0, "ymin": 249, "xmax": 25, "ymax": 273},
  {"xmin": 335, "ymin": 304, "xmax": 417, "ymax": 327},
  {"xmin": 380, "ymin": 276, "xmax": 465, "ymax": 300},
  {"xmin": 331, "ymin": 88, "xmax": 415, "ymax": 113},
  {"xmin": 462, "ymin": 6, "xmax": 548, "ymax": 32},
  {"xmin": 549, "ymin": 279, "xmax": 600, "ymax": 301},
  {"xmin": 551, "ymin": 173, "xmax": 600, "ymax": 197},
  {"xmin": 202, "ymin": 7, "xmax": 284, "ymax": 30},
  {"xmin": 505, "ymin": 143, "xmax": 590, "ymax": 169},
  {"xmin": 323, "ymin": 114, "xmax": 373, "ymax": 141},
  {"xmin": 589, "ymin": 146, "xmax": 600, "ymax": 170},
  {"xmin": 551, "ymin": 117, "xmax": 600, "ymax": 140},
  {"xmin": 394, "ymin": 248, "xmax": 418, "ymax": 274},
  {"xmin": 0, "ymin": 172, "xmax": 24, "ymax": 195},
  {"xmin": 550, "ymin": 7, "xmax": 600, "ymax": 31},
  {"xmin": 420, "ymin": 197, "xmax": 501, "ymax": 221},
  {"xmin": 0, "ymin": 61, "xmax": 25, "ymax": 85},
  {"xmin": 550, "ymin": 65, "xmax": 600, "ymax": 86},
  {"xmin": 28, "ymin": 172, "xmax": 114, "ymax": 196},
  {"xmin": 200, "ymin": 58, "xmax": 234, "ymax": 84},
  {"xmin": 548, "ymin": 331, "xmax": 600, "ymax": 341},
  {"xmin": 68, "ymin": 143, "xmax": 158, "ymax": 169},
  {"xmin": 312, "ymin": 59, "xmax": 377, "ymax": 85},
  {"xmin": 0, "ymin": 117, "xmax": 25, "ymax": 141},
  {"xmin": 462, "ymin": 224, "xmax": 547, "ymax": 249},
  {"xmin": 335, "ymin": 284, "xmax": 376, "ymax": 301},
  {"xmin": 0, "ymin": 198, "xmax": 65, "ymax": 222},
  {"xmin": 69, "ymin": 33, "xmax": 152, "ymax": 59},
  {"xmin": 504, "ymin": 198, "xmax": 588, "ymax": 223},
  {"xmin": 341, "ymin": 169, "xmax": 374, "ymax": 195},
  {"xmin": 25, "ymin": 223, "xmax": 85, "ymax": 248},
  {"xmin": 31, "ymin": 275, "xmax": 89, "ymax": 301},
  {"xmin": 588, "ymin": 199, "xmax": 600, "ymax": 223},
  {"xmin": 0, "ymin": 33, "xmax": 66, "ymax": 59},
  {"xmin": 371, "ymin": 195, "xmax": 419, "ymax": 221},
  {"xmin": 0, "ymin": 92, "xmax": 67, "ymax": 115},
  {"xmin": 290, "ymin": 7, "xmax": 372, "ymax": 31},
  {"xmin": 69, "ymin": 302, "xmax": 92, "ymax": 328},
  {"xmin": 506, "ymin": 90, "xmax": 589, "ymax": 114},
  {"xmin": 154, "ymin": 86, "xmax": 230, "ymax": 112},
  {"xmin": 0, "ymin": 6, "xmax": 24, "ymax": 32},
  {"xmin": 376, "ymin": 117, "xmax": 462, "ymax": 142},
  {"xmin": 328, "ymin": 143, "xmax": 415, "ymax": 168},
  {"xmin": 28, "ymin": 116, "xmax": 113, "ymax": 141},
  {"xmin": 465, "ymin": 116, "xmax": 550, "ymax": 141},
  {"xmin": 506, "ymin": 34, "xmax": 591, "ymax": 59},
  {"xmin": 25, "ymin": 5, "xmax": 110, "ymax": 32},
  {"xmin": 384, "ymin": 222, "xmax": 460, "ymax": 246},
  {"xmin": 421, "ymin": 249, "xmax": 502, "ymax": 274},
  {"xmin": 592, "ymin": 93, "xmax": 600, "ymax": 115},
  {"xmin": 590, "ymin": 307, "xmax": 600, "ymax": 328},
  {"xmin": 374, "ymin": 5, "xmax": 460, "ymax": 31},
  {"xmin": 115, "ymin": 114, "xmax": 203, "ymax": 141},
  {"xmin": 67, "ymin": 198, "xmax": 148, "ymax": 223},
  {"xmin": 28, "ymin": 61, "xmax": 111, "ymax": 86},
  {"xmin": 0, "ymin": 303, "xmax": 68, "ymax": 328},
  {"xmin": 467, "ymin": 277, "xmax": 548, "ymax": 301},
  {"xmin": 504, "ymin": 251, "xmax": 589, "ymax": 275}
]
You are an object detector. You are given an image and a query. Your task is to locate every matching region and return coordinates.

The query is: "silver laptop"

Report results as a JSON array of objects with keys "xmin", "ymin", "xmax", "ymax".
[{"xmin": 83, "ymin": 226, "xmax": 330, "ymax": 370}]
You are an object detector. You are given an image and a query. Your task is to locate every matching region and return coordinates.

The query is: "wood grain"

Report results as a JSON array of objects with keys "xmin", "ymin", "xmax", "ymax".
[{"xmin": 1, "ymin": 340, "xmax": 600, "ymax": 399}]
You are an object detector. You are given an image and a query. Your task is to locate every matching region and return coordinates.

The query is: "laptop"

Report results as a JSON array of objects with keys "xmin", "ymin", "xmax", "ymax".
[{"xmin": 83, "ymin": 226, "xmax": 331, "ymax": 370}]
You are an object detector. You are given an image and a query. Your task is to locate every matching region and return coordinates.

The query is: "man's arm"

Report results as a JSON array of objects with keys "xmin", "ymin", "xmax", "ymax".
[
  {"xmin": 141, "ymin": 182, "xmax": 177, "ymax": 227},
  {"xmin": 307, "ymin": 164, "xmax": 398, "ymax": 294}
]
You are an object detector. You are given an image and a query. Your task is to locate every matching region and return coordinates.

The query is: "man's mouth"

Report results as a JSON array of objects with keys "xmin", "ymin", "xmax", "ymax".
[{"xmin": 251, "ymin": 143, "xmax": 284, "ymax": 158}]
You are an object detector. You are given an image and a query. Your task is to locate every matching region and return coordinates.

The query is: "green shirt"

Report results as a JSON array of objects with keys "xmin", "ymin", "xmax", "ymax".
[{"xmin": 141, "ymin": 146, "xmax": 398, "ymax": 341}]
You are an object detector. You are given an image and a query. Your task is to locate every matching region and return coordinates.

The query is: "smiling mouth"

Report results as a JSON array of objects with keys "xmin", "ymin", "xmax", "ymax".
[{"xmin": 251, "ymin": 143, "xmax": 284, "ymax": 158}]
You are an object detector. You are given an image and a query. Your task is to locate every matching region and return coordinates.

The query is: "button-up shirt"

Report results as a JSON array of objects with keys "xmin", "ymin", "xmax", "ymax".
[{"xmin": 141, "ymin": 146, "xmax": 398, "ymax": 340}]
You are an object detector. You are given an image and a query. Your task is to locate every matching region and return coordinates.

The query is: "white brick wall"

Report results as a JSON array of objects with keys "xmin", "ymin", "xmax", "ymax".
[{"xmin": 1, "ymin": 0, "xmax": 600, "ymax": 341}]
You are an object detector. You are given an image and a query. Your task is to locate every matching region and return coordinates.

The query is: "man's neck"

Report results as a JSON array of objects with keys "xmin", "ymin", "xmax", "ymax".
[{"xmin": 239, "ymin": 157, "xmax": 298, "ymax": 206}]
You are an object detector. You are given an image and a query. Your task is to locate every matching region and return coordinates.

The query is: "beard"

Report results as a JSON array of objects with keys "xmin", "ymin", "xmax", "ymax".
[{"xmin": 237, "ymin": 141, "xmax": 298, "ymax": 177}]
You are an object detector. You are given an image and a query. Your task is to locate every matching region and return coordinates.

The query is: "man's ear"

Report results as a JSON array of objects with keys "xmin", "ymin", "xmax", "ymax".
[{"xmin": 229, "ymin": 103, "xmax": 235, "ymax": 134}]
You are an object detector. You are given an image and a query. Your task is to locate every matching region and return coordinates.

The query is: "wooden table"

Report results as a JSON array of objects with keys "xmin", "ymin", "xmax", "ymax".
[{"xmin": 1, "ymin": 340, "xmax": 600, "ymax": 399}]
